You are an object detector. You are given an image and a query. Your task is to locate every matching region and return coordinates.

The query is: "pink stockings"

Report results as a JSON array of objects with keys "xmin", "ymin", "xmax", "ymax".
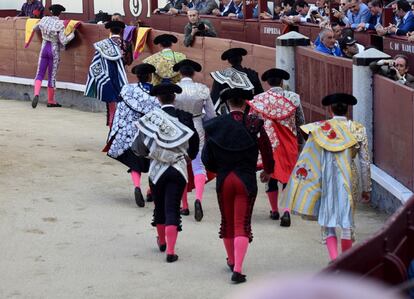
[
  {"xmin": 130, "ymin": 171, "xmax": 141, "ymax": 188},
  {"xmin": 223, "ymin": 236, "xmax": 249, "ymax": 273},
  {"xmin": 267, "ymin": 191, "xmax": 278, "ymax": 212},
  {"xmin": 34, "ymin": 81, "xmax": 57, "ymax": 104},
  {"xmin": 181, "ymin": 174, "xmax": 207, "ymax": 210},
  {"xmin": 165, "ymin": 225, "xmax": 178, "ymax": 255},
  {"xmin": 325, "ymin": 227, "xmax": 353, "ymax": 260}
]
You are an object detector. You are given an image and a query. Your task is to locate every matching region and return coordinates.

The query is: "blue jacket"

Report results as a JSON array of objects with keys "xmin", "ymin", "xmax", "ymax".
[
  {"xmin": 366, "ymin": 13, "xmax": 382, "ymax": 30},
  {"xmin": 220, "ymin": 1, "xmax": 237, "ymax": 16},
  {"xmin": 396, "ymin": 11, "xmax": 414, "ymax": 35},
  {"xmin": 344, "ymin": 3, "xmax": 371, "ymax": 29},
  {"xmin": 315, "ymin": 43, "xmax": 342, "ymax": 56}
]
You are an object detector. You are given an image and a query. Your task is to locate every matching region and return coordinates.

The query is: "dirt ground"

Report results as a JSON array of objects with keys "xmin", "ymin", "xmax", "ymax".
[{"xmin": 0, "ymin": 99, "xmax": 388, "ymax": 299}]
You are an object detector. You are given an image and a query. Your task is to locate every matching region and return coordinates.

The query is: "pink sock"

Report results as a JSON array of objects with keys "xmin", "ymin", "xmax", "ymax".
[
  {"xmin": 326, "ymin": 236, "xmax": 338, "ymax": 260},
  {"xmin": 165, "ymin": 225, "xmax": 178, "ymax": 255},
  {"xmin": 194, "ymin": 174, "xmax": 206, "ymax": 202},
  {"xmin": 223, "ymin": 238, "xmax": 234, "ymax": 265},
  {"xmin": 130, "ymin": 171, "xmax": 141, "ymax": 188},
  {"xmin": 47, "ymin": 87, "xmax": 55, "ymax": 104},
  {"xmin": 341, "ymin": 239, "xmax": 352, "ymax": 253},
  {"xmin": 181, "ymin": 187, "xmax": 188, "ymax": 210},
  {"xmin": 234, "ymin": 236, "xmax": 249, "ymax": 273},
  {"xmin": 156, "ymin": 224, "xmax": 166, "ymax": 245},
  {"xmin": 34, "ymin": 80, "xmax": 42, "ymax": 96},
  {"xmin": 283, "ymin": 208, "xmax": 291, "ymax": 213},
  {"xmin": 267, "ymin": 191, "xmax": 279, "ymax": 212}
]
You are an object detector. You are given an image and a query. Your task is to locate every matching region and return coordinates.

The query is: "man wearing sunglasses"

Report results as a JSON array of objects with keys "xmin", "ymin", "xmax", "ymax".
[{"xmin": 333, "ymin": 0, "xmax": 371, "ymax": 29}]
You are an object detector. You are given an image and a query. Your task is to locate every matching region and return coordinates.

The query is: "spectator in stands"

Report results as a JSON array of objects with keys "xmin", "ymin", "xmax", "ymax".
[
  {"xmin": 315, "ymin": 0, "xmax": 329, "ymax": 17},
  {"xmin": 385, "ymin": 0, "xmax": 414, "ymax": 35},
  {"xmin": 227, "ymin": 0, "xmax": 244, "ymax": 18},
  {"xmin": 339, "ymin": 0, "xmax": 351, "ymax": 13},
  {"xmin": 370, "ymin": 55, "xmax": 414, "ymax": 88},
  {"xmin": 183, "ymin": 9, "xmax": 217, "ymax": 46},
  {"xmin": 259, "ymin": 3, "xmax": 284, "ymax": 19},
  {"xmin": 355, "ymin": 0, "xmax": 383, "ymax": 31},
  {"xmin": 339, "ymin": 36, "xmax": 360, "ymax": 58},
  {"xmin": 111, "ymin": 13, "xmax": 124, "ymax": 21},
  {"xmin": 181, "ymin": 0, "xmax": 218, "ymax": 15},
  {"xmin": 342, "ymin": 27, "xmax": 365, "ymax": 52},
  {"xmin": 212, "ymin": 0, "xmax": 237, "ymax": 16},
  {"xmin": 6, "ymin": 0, "xmax": 44, "ymax": 20},
  {"xmin": 314, "ymin": 22, "xmax": 343, "ymax": 47},
  {"xmin": 17, "ymin": 0, "xmax": 44, "ymax": 18},
  {"xmin": 281, "ymin": 0, "xmax": 297, "ymax": 16},
  {"xmin": 154, "ymin": 0, "xmax": 187, "ymax": 14},
  {"xmin": 281, "ymin": 0, "xmax": 313, "ymax": 24},
  {"xmin": 333, "ymin": 0, "xmax": 371, "ymax": 29},
  {"xmin": 315, "ymin": 28, "xmax": 342, "ymax": 56}
]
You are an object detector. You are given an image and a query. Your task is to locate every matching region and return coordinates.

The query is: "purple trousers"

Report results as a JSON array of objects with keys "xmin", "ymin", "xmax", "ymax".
[{"xmin": 35, "ymin": 41, "xmax": 59, "ymax": 88}]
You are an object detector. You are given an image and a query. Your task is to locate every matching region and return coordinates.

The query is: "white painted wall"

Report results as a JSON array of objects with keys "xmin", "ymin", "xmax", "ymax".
[
  {"xmin": 93, "ymin": 0, "xmax": 125, "ymax": 15},
  {"xmin": 51, "ymin": 0, "xmax": 83, "ymax": 13},
  {"xmin": 0, "ymin": 0, "xmax": 45, "ymax": 10}
]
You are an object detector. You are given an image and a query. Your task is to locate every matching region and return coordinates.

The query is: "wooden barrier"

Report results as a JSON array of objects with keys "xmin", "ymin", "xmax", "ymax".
[
  {"xmin": 294, "ymin": 46, "xmax": 353, "ymax": 123},
  {"xmin": 324, "ymin": 196, "xmax": 414, "ymax": 286},
  {"xmin": 0, "ymin": 18, "xmax": 275, "ymax": 91},
  {"xmin": 373, "ymin": 75, "xmax": 414, "ymax": 192}
]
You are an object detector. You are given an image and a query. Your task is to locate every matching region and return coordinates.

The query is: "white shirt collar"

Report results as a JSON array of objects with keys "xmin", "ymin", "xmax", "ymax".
[
  {"xmin": 181, "ymin": 77, "xmax": 193, "ymax": 82},
  {"xmin": 161, "ymin": 104, "xmax": 175, "ymax": 108}
]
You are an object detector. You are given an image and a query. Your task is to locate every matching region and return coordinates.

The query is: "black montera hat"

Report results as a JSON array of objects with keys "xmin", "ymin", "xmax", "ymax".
[
  {"xmin": 221, "ymin": 48, "xmax": 248, "ymax": 61},
  {"xmin": 322, "ymin": 93, "xmax": 358, "ymax": 106},
  {"xmin": 220, "ymin": 88, "xmax": 253, "ymax": 102},
  {"xmin": 49, "ymin": 4, "xmax": 66, "ymax": 14},
  {"xmin": 131, "ymin": 63, "xmax": 156, "ymax": 75},
  {"xmin": 105, "ymin": 20, "xmax": 126, "ymax": 30},
  {"xmin": 173, "ymin": 59, "xmax": 202, "ymax": 72},
  {"xmin": 261, "ymin": 68, "xmax": 290, "ymax": 81},
  {"xmin": 154, "ymin": 34, "xmax": 178, "ymax": 45},
  {"xmin": 151, "ymin": 83, "xmax": 183, "ymax": 96}
]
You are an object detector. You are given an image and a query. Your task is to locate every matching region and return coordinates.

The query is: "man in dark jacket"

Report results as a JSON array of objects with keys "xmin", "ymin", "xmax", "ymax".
[
  {"xmin": 133, "ymin": 83, "xmax": 199, "ymax": 263},
  {"xmin": 202, "ymin": 88, "xmax": 274, "ymax": 283}
]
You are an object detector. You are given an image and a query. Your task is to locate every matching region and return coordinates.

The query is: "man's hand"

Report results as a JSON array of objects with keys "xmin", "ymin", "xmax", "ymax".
[
  {"xmin": 153, "ymin": 8, "xmax": 160, "ymax": 13},
  {"xmin": 260, "ymin": 12, "xmax": 272, "ymax": 19},
  {"xmin": 333, "ymin": 10, "xmax": 343, "ymax": 19},
  {"xmin": 181, "ymin": 5, "xmax": 189, "ymax": 12},
  {"xmin": 388, "ymin": 25, "xmax": 397, "ymax": 34},
  {"xmin": 191, "ymin": 26, "xmax": 198, "ymax": 36},
  {"xmin": 259, "ymin": 171, "xmax": 271, "ymax": 183},
  {"xmin": 408, "ymin": 34, "xmax": 414, "ymax": 42},
  {"xmin": 168, "ymin": 8, "xmax": 179, "ymax": 14},
  {"xmin": 355, "ymin": 22, "xmax": 365, "ymax": 31},
  {"xmin": 376, "ymin": 27, "xmax": 387, "ymax": 36},
  {"xmin": 227, "ymin": 13, "xmax": 237, "ymax": 17},
  {"xmin": 361, "ymin": 191, "xmax": 370, "ymax": 203},
  {"xmin": 212, "ymin": 8, "xmax": 220, "ymax": 16}
]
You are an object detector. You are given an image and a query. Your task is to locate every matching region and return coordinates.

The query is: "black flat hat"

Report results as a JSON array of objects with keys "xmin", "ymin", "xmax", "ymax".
[
  {"xmin": 131, "ymin": 63, "xmax": 156, "ymax": 75},
  {"xmin": 154, "ymin": 34, "xmax": 178, "ymax": 45},
  {"xmin": 261, "ymin": 68, "xmax": 290, "ymax": 81},
  {"xmin": 173, "ymin": 59, "xmax": 202, "ymax": 72},
  {"xmin": 221, "ymin": 48, "xmax": 248, "ymax": 61},
  {"xmin": 322, "ymin": 93, "xmax": 358, "ymax": 106},
  {"xmin": 220, "ymin": 88, "xmax": 253, "ymax": 102},
  {"xmin": 49, "ymin": 4, "xmax": 66, "ymax": 13},
  {"xmin": 105, "ymin": 20, "xmax": 126, "ymax": 30},
  {"xmin": 151, "ymin": 83, "xmax": 183, "ymax": 96}
]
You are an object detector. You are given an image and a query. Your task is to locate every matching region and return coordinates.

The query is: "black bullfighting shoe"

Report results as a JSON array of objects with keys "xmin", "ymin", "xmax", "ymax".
[
  {"xmin": 146, "ymin": 192, "xmax": 153, "ymax": 202},
  {"xmin": 134, "ymin": 187, "xmax": 145, "ymax": 207},
  {"xmin": 194, "ymin": 200, "xmax": 203, "ymax": 222},
  {"xmin": 270, "ymin": 210, "xmax": 280, "ymax": 220},
  {"xmin": 180, "ymin": 208, "xmax": 190, "ymax": 216},
  {"xmin": 166, "ymin": 254, "xmax": 179, "ymax": 263},
  {"xmin": 231, "ymin": 272, "xmax": 246, "ymax": 284},
  {"xmin": 157, "ymin": 237, "xmax": 166, "ymax": 252},
  {"xmin": 32, "ymin": 95, "xmax": 39, "ymax": 109},
  {"xmin": 280, "ymin": 211, "xmax": 291, "ymax": 227},
  {"xmin": 46, "ymin": 103, "xmax": 62, "ymax": 107}
]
